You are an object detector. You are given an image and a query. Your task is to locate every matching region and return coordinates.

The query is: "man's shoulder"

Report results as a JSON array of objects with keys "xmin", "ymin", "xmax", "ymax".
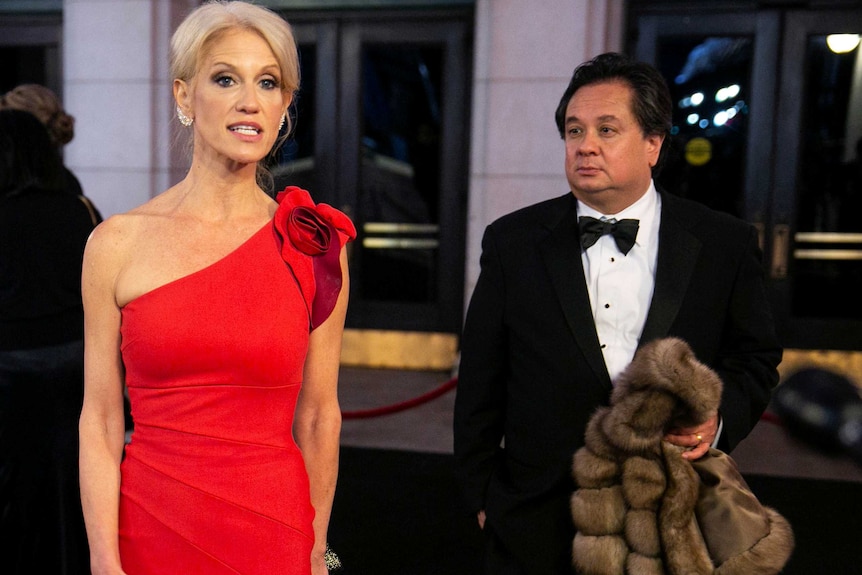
[
  {"xmin": 661, "ymin": 190, "xmax": 751, "ymax": 236},
  {"xmin": 488, "ymin": 193, "xmax": 573, "ymax": 232}
]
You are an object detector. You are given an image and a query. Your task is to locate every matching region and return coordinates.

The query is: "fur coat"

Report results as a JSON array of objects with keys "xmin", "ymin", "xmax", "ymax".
[{"xmin": 570, "ymin": 337, "xmax": 794, "ymax": 575}]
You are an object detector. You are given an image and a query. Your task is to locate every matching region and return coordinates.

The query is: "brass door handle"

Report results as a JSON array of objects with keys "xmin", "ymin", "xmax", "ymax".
[
  {"xmin": 771, "ymin": 224, "xmax": 790, "ymax": 279},
  {"xmin": 753, "ymin": 222, "xmax": 765, "ymax": 254}
]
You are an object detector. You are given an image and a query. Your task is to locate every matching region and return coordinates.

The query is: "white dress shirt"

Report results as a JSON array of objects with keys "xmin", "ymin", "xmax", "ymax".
[
  {"xmin": 578, "ymin": 182, "xmax": 661, "ymax": 382},
  {"xmin": 578, "ymin": 183, "xmax": 723, "ymax": 444}
]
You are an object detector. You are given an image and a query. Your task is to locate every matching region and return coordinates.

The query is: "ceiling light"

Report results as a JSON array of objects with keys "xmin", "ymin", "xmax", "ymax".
[{"xmin": 826, "ymin": 34, "xmax": 861, "ymax": 54}]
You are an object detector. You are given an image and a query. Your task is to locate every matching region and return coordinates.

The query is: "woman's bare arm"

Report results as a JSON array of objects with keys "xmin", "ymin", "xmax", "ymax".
[
  {"xmin": 79, "ymin": 219, "xmax": 131, "ymax": 575},
  {"xmin": 294, "ymin": 246, "xmax": 349, "ymax": 575}
]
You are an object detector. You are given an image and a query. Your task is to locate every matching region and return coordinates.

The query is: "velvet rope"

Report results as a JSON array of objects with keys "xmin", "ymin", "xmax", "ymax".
[
  {"xmin": 759, "ymin": 411, "xmax": 783, "ymax": 426},
  {"xmin": 341, "ymin": 377, "xmax": 458, "ymax": 420},
  {"xmin": 340, "ymin": 376, "xmax": 785, "ymax": 425}
]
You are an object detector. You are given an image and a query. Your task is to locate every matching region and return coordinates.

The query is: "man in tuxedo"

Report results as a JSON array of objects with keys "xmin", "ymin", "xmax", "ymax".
[{"xmin": 453, "ymin": 52, "xmax": 781, "ymax": 574}]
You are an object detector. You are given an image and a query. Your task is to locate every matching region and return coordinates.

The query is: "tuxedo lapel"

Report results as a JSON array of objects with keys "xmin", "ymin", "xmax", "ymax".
[
  {"xmin": 639, "ymin": 193, "xmax": 701, "ymax": 345},
  {"xmin": 539, "ymin": 196, "xmax": 611, "ymax": 387}
]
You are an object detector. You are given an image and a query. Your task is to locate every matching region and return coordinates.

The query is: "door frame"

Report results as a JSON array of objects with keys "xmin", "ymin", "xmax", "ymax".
[
  {"xmin": 0, "ymin": 13, "xmax": 63, "ymax": 95},
  {"xmin": 281, "ymin": 9, "xmax": 473, "ymax": 368}
]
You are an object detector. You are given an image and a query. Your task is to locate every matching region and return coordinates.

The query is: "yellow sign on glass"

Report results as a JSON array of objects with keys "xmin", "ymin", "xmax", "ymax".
[{"xmin": 685, "ymin": 137, "xmax": 712, "ymax": 166}]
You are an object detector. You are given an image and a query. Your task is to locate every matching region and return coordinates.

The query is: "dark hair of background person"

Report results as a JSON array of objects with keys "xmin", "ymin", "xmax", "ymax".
[
  {"xmin": 554, "ymin": 52, "xmax": 673, "ymax": 175},
  {"xmin": 0, "ymin": 109, "xmax": 64, "ymax": 196}
]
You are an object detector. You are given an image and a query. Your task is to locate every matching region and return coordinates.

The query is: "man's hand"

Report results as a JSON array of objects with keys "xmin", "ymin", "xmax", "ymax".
[{"xmin": 664, "ymin": 412, "xmax": 719, "ymax": 460}]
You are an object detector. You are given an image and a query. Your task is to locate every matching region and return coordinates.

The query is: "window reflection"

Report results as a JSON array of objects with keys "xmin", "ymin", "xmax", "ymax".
[{"xmin": 656, "ymin": 37, "xmax": 753, "ymax": 218}]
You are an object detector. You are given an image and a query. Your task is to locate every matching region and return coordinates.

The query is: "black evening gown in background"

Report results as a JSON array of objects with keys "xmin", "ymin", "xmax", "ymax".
[
  {"xmin": 0, "ymin": 187, "xmax": 99, "ymax": 574},
  {"xmin": 0, "ymin": 342, "xmax": 90, "ymax": 574}
]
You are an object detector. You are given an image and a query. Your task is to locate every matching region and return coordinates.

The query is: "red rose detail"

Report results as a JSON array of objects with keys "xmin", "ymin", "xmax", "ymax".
[
  {"xmin": 273, "ymin": 187, "xmax": 355, "ymax": 329},
  {"xmin": 287, "ymin": 205, "xmax": 333, "ymax": 257}
]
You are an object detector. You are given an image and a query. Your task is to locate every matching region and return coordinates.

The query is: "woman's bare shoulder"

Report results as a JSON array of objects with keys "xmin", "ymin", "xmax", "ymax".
[
  {"xmin": 83, "ymin": 192, "xmax": 176, "ymax": 278},
  {"xmin": 85, "ymin": 212, "xmax": 145, "ymax": 260},
  {"xmin": 87, "ymin": 188, "xmax": 181, "ymax": 246}
]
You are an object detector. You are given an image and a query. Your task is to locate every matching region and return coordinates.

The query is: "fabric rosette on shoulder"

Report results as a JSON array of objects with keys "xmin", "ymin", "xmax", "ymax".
[{"xmin": 273, "ymin": 186, "xmax": 356, "ymax": 329}]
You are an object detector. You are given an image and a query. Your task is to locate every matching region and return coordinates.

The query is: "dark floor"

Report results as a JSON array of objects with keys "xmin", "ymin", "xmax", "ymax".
[
  {"xmin": 333, "ymin": 367, "xmax": 862, "ymax": 574},
  {"xmin": 330, "ymin": 447, "xmax": 482, "ymax": 575},
  {"xmin": 330, "ymin": 446, "xmax": 862, "ymax": 575}
]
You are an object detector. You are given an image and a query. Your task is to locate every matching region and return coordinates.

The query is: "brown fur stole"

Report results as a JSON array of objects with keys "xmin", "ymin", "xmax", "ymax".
[{"xmin": 570, "ymin": 337, "xmax": 794, "ymax": 574}]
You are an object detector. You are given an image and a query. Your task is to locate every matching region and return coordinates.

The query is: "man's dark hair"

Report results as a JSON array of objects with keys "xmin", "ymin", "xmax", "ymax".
[
  {"xmin": 554, "ymin": 52, "xmax": 673, "ymax": 173},
  {"xmin": 0, "ymin": 109, "xmax": 64, "ymax": 197}
]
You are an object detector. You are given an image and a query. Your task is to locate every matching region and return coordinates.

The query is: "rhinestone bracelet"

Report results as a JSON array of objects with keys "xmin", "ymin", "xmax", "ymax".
[{"xmin": 324, "ymin": 544, "xmax": 342, "ymax": 571}]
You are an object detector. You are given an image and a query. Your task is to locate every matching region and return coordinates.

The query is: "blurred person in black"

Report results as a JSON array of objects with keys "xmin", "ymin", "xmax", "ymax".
[{"xmin": 0, "ymin": 108, "xmax": 97, "ymax": 574}]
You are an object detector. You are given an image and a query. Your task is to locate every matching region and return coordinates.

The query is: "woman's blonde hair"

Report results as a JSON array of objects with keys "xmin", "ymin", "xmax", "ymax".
[
  {"xmin": 171, "ymin": 1, "xmax": 299, "ymax": 118},
  {"xmin": 171, "ymin": 1, "xmax": 300, "ymax": 190},
  {"xmin": 0, "ymin": 84, "xmax": 75, "ymax": 146}
]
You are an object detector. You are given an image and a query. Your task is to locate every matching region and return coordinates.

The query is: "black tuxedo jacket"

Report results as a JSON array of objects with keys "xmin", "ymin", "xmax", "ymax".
[{"xmin": 453, "ymin": 190, "xmax": 782, "ymax": 574}]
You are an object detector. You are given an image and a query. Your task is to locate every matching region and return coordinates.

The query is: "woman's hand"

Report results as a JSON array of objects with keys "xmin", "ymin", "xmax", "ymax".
[
  {"xmin": 311, "ymin": 551, "xmax": 329, "ymax": 575},
  {"xmin": 88, "ymin": 557, "xmax": 128, "ymax": 575}
]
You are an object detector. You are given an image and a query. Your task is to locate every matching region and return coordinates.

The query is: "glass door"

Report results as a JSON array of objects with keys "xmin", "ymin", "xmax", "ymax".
[
  {"xmin": 633, "ymin": 6, "xmax": 862, "ymax": 352},
  {"xmin": 772, "ymin": 10, "xmax": 862, "ymax": 350},
  {"xmin": 272, "ymin": 11, "xmax": 472, "ymax": 367},
  {"xmin": 272, "ymin": 22, "xmax": 339, "ymax": 204},
  {"xmin": 338, "ymin": 20, "xmax": 470, "ymax": 333},
  {"xmin": 634, "ymin": 11, "xmax": 779, "ymax": 225}
]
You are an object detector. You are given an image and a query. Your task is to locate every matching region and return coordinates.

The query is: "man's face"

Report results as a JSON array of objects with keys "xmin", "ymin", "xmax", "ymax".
[{"xmin": 563, "ymin": 80, "xmax": 663, "ymax": 214}]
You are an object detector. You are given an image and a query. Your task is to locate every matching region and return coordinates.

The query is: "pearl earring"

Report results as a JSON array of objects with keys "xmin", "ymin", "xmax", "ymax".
[{"xmin": 177, "ymin": 105, "xmax": 193, "ymax": 127}]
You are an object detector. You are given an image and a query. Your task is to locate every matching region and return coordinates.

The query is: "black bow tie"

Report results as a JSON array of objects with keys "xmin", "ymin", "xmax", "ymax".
[{"xmin": 578, "ymin": 216, "xmax": 640, "ymax": 255}]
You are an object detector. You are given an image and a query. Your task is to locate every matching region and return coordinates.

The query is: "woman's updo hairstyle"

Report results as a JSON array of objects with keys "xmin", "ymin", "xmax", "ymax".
[{"xmin": 0, "ymin": 84, "xmax": 75, "ymax": 147}]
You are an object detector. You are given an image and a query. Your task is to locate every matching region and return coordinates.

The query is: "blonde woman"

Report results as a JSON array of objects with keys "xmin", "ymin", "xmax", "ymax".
[{"xmin": 79, "ymin": 2, "xmax": 354, "ymax": 574}]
